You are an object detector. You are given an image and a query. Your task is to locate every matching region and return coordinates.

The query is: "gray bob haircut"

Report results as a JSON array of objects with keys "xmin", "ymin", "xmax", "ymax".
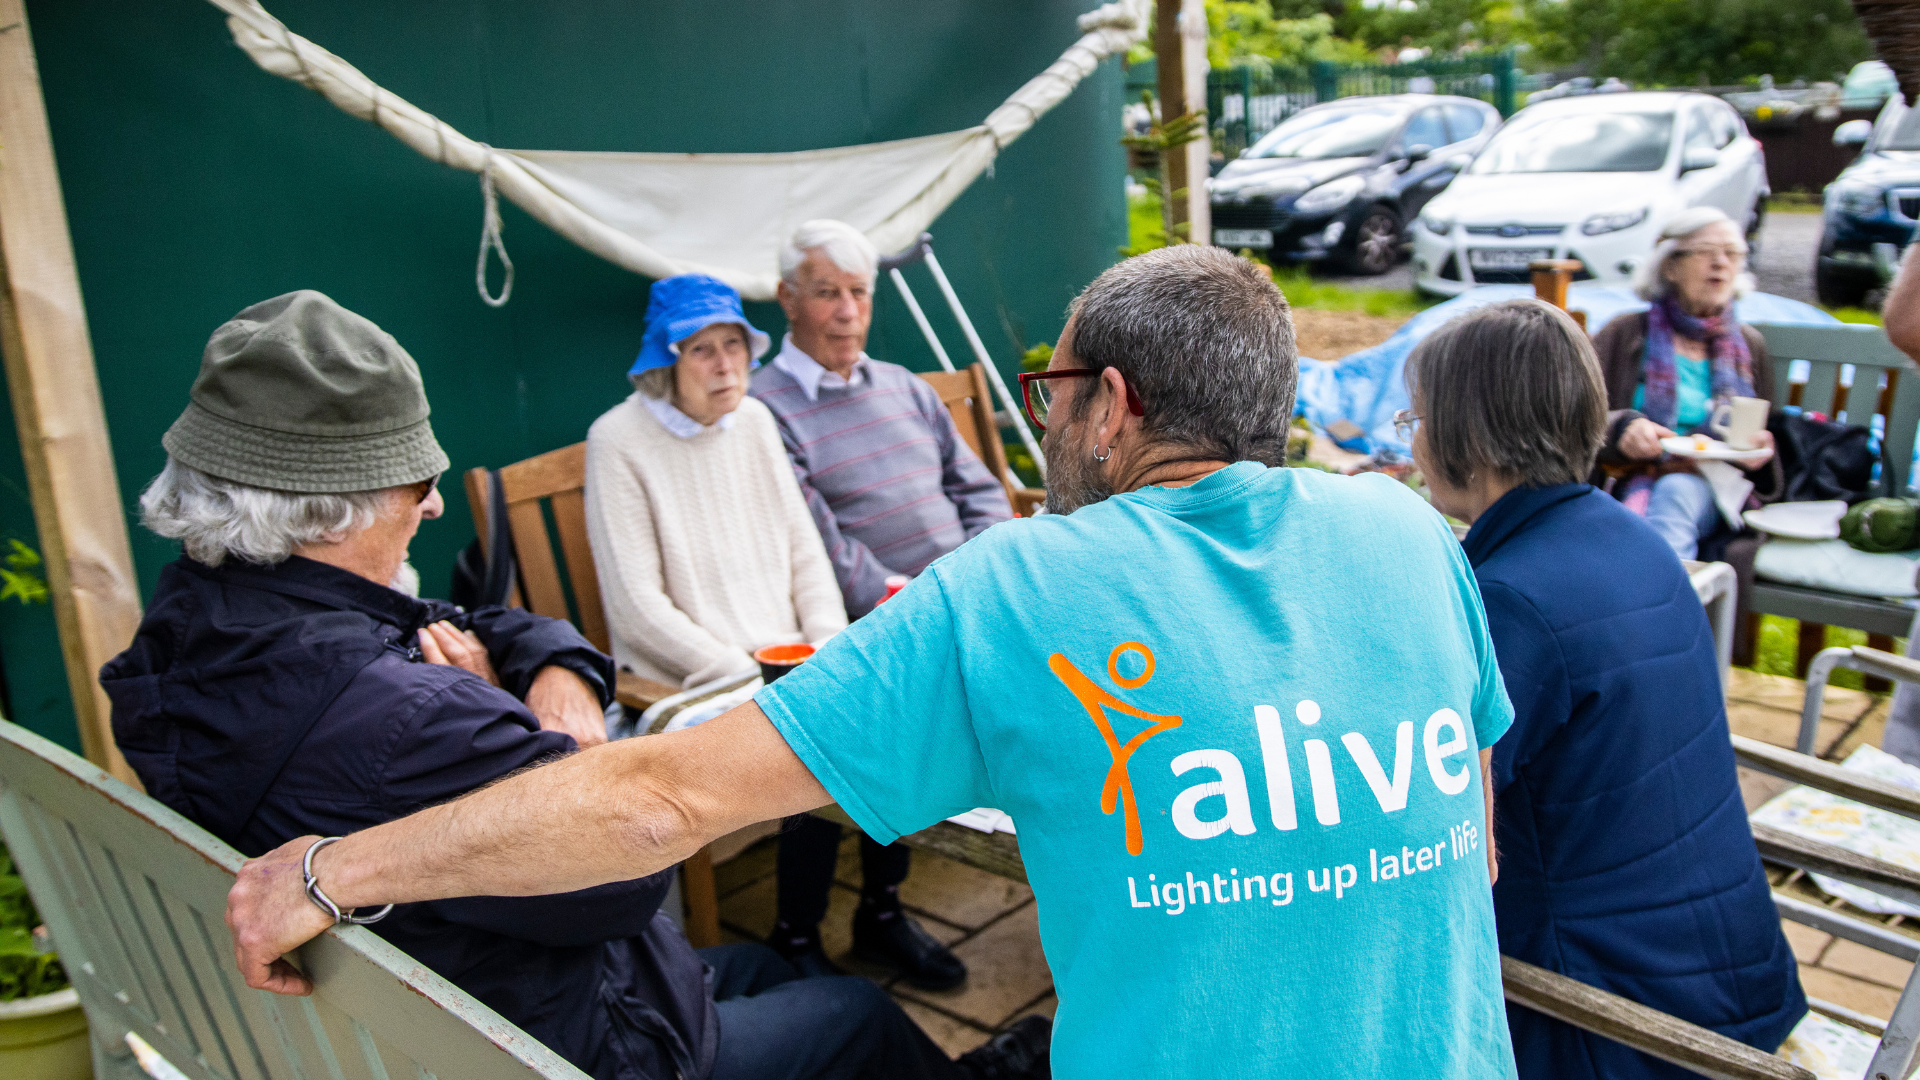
[
  {"xmin": 779, "ymin": 220, "xmax": 879, "ymax": 285},
  {"xmin": 1065, "ymin": 245, "xmax": 1296, "ymax": 466},
  {"xmin": 139, "ymin": 458, "xmax": 394, "ymax": 568},
  {"xmin": 1405, "ymin": 298, "xmax": 1606, "ymax": 490},
  {"xmin": 1631, "ymin": 206, "xmax": 1755, "ymax": 302}
]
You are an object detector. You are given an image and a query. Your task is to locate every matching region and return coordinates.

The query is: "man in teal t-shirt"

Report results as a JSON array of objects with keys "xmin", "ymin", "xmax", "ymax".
[
  {"xmin": 759, "ymin": 456, "xmax": 1513, "ymax": 1077},
  {"xmin": 225, "ymin": 246, "xmax": 1516, "ymax": 1080}
]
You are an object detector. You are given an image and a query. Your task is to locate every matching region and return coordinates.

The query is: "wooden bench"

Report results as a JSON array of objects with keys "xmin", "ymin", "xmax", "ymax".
[
  {"xmin": 1747, "ymin": 323, "xmax": 1920, "ymax": 671},
  {"xmin": 0, "ymin": 719, "xmax": 585, "ymax": 1080}
]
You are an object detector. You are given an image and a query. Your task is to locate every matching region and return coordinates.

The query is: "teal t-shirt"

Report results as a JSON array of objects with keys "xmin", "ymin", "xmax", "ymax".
[
  {"xmin": 757, "ymin": 462, "xmax": 1516, "ymax": 1079},
  {"xmin": 1632, "ymin": 356, "xmax": 1714, "ymax": 430}
]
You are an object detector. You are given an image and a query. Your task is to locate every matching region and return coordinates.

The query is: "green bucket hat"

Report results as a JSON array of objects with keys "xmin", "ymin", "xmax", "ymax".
[{"xmin": 162, "ymin": 291, "xmax": 450, "ymax": 494}]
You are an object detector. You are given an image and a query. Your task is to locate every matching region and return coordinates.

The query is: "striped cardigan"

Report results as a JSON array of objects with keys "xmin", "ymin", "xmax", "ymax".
[{"xmin": 750, "ymin": 358, "xmax": 1011, "ymax": 617}]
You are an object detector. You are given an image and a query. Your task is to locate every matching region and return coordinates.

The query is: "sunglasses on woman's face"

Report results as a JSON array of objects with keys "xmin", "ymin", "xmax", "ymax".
[{"xmin": 408, "ymin": 475, "xmax": 440, "ymax": 504}]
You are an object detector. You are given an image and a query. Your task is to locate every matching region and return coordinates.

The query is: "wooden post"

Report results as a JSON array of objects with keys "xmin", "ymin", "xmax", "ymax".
[
  {"xmin": 1154, "ymin": 0, "xmax": 1210, "ymax": 243},
  {"xmin": 0, "ymin": 1, "xmax": 143, "ymax": 784}
]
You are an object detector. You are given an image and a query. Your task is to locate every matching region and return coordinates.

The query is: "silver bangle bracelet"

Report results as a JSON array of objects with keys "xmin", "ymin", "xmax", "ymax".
[{"xmin": 301, "ymin": 837, "xmax": 393, "ymax": 926}]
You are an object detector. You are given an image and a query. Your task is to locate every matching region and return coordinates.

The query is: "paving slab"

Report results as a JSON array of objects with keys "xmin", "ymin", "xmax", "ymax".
[{"xmin": 893, "ymin": 903, "xmax": 1053, "ymax": 1030}]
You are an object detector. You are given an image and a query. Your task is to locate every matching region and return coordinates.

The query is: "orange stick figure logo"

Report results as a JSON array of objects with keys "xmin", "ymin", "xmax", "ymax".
[{"xmin": 1050, "ymin": 643, "xmax": 1182, "ymax": 856}]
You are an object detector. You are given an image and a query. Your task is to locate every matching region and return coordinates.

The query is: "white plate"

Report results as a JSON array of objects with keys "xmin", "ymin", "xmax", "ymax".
[
  {"xmin": 1743, "ymin": 500, "xmax": 1848, "ymax": 540},
  {"xmin": 1214, "ymin": 228, "xmax": 1273, "ymax": 248},
  {"xmin": 1659, "ymin": 435, "xmax": 1771, "ymax": 463}
]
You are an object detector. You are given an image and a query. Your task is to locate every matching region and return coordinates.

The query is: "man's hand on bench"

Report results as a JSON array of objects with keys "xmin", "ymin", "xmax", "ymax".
[{"xmin": 228, "ymin": 835, "xmax": 337, "ymax": 995}]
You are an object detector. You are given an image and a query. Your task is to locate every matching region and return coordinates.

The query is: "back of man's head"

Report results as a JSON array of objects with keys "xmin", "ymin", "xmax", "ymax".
[{"xmin": 1068, "ymin": 245, "xmax": 1296, "ymax": 466}]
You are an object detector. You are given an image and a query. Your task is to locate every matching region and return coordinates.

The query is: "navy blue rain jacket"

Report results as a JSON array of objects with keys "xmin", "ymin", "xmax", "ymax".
[
  {"xmin": 1464, "ymin": 485, "xmax": 1804, "ymax": 1080},
  {"xmin": 101, "ymin": 556, "xmax": 719, "ymax": 1080}
]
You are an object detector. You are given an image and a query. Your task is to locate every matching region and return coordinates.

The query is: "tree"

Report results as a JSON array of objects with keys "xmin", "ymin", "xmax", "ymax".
[{"xmin": 1518, "ymin": 0, "xmax": 1870, "ymax": 85}]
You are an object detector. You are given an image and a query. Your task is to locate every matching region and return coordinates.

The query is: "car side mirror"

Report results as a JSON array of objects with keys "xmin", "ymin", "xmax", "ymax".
[
  {"xmin": 1834, "ymin": 119, "xmax": 1873, "ymax": 146},
  {"xmin": 1405, "ymin": 144, "xmax": 1433, "ymax": 163},
  {"xmin": 1680, "ymin": 147, "xmax": 1721, "ymax": 173},
  {"xmin": 1446, "ymin": 153, "xmax": 1473, "ymax": 171}
]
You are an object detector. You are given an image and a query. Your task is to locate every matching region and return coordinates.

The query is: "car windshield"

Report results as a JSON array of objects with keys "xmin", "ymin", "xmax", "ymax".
[
  {"xmin": 1245, "ymin": 105, "xmax": 1404, "ymax": 160},
  {"xmin": 1468, "ymin": 110, "xmax": 1674, "ymax": 173}
]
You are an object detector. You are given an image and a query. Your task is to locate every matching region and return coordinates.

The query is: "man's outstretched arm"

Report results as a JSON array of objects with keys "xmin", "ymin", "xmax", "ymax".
[{"xmin": 225, "ymin": 701, "xmax": 828, "ymax": 995}]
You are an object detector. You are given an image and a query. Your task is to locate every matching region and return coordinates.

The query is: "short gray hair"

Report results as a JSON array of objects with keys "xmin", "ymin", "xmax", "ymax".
[
  {"xmin": 140, "ymin": 458, "xmax": 393, "ymax": 567},
  {"xmin": 1631, "ymin": 206, "xmax": 1755, "ymax": 302},
  {"xmin": 1405, "ymin": 298, "xmax": 1606, "ymax": 490},
  {"xmin": 1064, "ymin": 245, "xmax": 1296, "ymax": 466},
  {"xmin": 632, "ymin": 366, "xmax": 674, "ymax": 398},
  {"xmin": 779, "ymin": 220, "xmax": 879, "ymax": 286}
]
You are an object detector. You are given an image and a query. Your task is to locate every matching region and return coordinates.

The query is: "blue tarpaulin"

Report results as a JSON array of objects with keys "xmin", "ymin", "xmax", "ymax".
[{"xmin": 1295, "ymin": 285, "xmax": 1842, "ymax": 457}]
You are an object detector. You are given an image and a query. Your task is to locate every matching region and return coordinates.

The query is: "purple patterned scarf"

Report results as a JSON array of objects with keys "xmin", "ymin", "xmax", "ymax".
[{"xmin": 1641, "ymin": 294, "xmax": 1754, "ymax": 430}]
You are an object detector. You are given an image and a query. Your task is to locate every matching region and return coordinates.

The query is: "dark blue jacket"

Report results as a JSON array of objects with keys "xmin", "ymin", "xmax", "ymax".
[
  {"xmin": 1464, "ymin": 485, "xmax": 1804, "ymax": 1080},
  {"xmin": 101, "ymin": 556, "xmax": 718, "ymax": 1080}
]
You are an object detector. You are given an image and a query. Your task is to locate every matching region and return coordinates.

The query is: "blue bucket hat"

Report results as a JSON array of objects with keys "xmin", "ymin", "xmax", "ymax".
[{"xmin": 630, "ymin": 275, "xmax": 771, "ymax": 379}]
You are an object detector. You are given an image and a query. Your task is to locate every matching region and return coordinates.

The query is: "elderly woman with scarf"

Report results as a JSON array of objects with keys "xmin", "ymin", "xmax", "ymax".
[{"xmin": 1591, "ymin": 207, "xmax": 1778, "ymax": 559}]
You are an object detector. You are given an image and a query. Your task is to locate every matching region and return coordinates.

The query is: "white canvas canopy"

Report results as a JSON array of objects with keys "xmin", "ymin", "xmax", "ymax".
[{"xmin": 203, "ymin": 0, "xmax": 1149, "ymax": 303}]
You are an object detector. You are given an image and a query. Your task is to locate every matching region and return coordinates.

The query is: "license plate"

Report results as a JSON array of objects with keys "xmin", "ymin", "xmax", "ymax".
[
  {"xmin": 1469, "ymin": 247, "xmax": 1553, "ymax": 270},
  {"xmin": 1215, "ymin": 228, "xmax": 1274, "ymax": 248}
]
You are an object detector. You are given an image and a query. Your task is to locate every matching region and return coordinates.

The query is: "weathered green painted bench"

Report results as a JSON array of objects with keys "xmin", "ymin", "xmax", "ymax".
[
  {"xmin": 0, "ymin": 721, "xmax": 584, "ymax": 1080},
  {"xmin": 1747, "ymin": 323, "xmax": 1920, "ymax": 663}
]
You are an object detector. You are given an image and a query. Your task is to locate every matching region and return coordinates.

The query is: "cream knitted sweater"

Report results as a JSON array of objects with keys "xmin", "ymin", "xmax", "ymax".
[{"xmin": 584, "ymin": 393, "xmax": 847, "ymax": 689}]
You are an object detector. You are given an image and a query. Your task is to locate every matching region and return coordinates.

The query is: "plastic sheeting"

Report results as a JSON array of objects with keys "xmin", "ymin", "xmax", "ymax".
[
  {"xmin": 202, "ymin": 0, "xmax": 1150, "ymax": 301},
  {"xmin": 1295, "ymin": 285, "xmax": 1844, "ymax": 457}
]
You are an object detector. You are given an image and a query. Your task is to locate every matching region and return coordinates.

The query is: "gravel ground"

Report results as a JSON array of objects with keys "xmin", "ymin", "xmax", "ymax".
[{"xmin": 1301, "ymin": 210, "xmax": 1824, "ymax": 305}]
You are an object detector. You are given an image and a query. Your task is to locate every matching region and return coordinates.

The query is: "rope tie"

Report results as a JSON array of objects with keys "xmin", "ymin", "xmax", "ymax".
[{"xmin": 475, "ymin": 146, "xmax": 514, "ymax": 307}]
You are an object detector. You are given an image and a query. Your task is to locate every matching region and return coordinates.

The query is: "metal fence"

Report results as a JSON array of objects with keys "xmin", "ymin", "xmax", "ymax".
[{"xmin": 1127, "ymin": 50, "xmax": 1519, "ymax": 162}]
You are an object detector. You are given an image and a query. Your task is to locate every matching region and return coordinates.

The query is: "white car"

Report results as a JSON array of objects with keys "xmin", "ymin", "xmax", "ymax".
[{"xmin": 1412, "ymin": 92, "xmax": 1768, "ymax": 296}]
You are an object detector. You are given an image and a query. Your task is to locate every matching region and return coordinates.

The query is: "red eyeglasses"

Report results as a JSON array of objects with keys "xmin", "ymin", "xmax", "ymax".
[{"xmin": 1017, "ymin": 369, "xmax": 1145, "ymax": 431}]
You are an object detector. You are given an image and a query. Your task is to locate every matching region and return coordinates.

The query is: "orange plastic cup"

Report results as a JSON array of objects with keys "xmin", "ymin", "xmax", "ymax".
[{"xmin": 754, "ymin": 643, "xmax": 816, "ymax": 684}]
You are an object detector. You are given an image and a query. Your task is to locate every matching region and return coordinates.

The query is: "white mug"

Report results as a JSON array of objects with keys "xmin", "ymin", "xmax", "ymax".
[{"xmin": 1708, "ymin": 396, "xmax": 1770, "ymax": 450}]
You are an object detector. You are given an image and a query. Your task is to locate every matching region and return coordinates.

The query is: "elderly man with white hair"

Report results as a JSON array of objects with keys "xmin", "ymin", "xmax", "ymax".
[
  {"xmin": 1589, "ymin": 206, "xmax": 1780, "ymax": 559},
  {"xmin": 748, "ymin": 219, "xmax": 1013, "ymax": 987}
]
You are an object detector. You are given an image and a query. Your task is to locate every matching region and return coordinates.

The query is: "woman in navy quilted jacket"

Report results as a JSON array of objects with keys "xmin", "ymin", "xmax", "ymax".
[{"xmin": 1405, "ymin": 298, "xmax": 1805, "ymax": 1080}]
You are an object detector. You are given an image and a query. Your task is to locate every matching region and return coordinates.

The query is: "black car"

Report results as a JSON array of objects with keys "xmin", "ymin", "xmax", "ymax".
[
  {"xmin": 1818, "ymin": 95, "xmax": 1920, "ymax": 307},
  {"xmin": 1209, "ymin": 94, "xmax": 1502, "ymax": 275}
]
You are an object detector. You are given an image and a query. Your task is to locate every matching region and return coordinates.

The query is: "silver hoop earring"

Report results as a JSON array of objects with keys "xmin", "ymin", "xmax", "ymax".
[{"xmin": 1094, "ymin": 444, "xmax": 1113, "ymax": 462}]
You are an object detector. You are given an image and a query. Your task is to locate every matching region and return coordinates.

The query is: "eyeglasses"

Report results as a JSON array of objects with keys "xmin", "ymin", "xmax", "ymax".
[
  {"xmin": 1392, "ymin": 409, "xmax": 1422, "ymax": 443},
  {"xmin": 1675, "ymin": 244, "xmax": 1748, "ymax": 264},
  {"xmin": 1017, "ymin": 369, "xmax": 1146, "ymax": 431}
]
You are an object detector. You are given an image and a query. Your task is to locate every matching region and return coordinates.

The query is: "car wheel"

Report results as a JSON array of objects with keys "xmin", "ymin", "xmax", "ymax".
[
  {"xmin": 1816, "ymin": 262, "xmax": 1871, "ymax": 308},
  {"xmin": 1746, "ymin": 198, "xmax": 1765, "ymax": 258},
  {"xmin": 1342, "ymin": 208, "xmax": 1401, "ymax": 276}
]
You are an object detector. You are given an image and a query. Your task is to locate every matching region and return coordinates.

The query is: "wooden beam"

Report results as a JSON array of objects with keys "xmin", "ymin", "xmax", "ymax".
[
  {"xmin": 0, "ymin": 1, "xmax": 142, "ymax": 784},
  {"xmin": 1502, "ymin": 958, "xmax": 1814, "ymax": 1080},
  {"xmin": 1153, "ymin": 0, "xmax": 1210, "ymax": 243}
]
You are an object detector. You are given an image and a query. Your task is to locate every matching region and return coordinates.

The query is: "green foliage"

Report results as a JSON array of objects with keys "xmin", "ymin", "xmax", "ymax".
[
  {"xmin": 1208, "ymin": 6, "xmax": 1372, "ymax": 69},
  {"xmin": 1828, "ymin": 307, "xmax": 1885, "ymax": 326},
  {"xmin": 0, "ymin": 843, "xmax": 67, "ymax": 1001},
  {"xmin": 0, "ymin": 539, "xmax": 49, "ymax": 607},
  {"xmin": 1519, "ymin": 0, "xmax": 1869, "ymax": 86},
  {"xmin": 1121, "ymin": 92, "xmax": 1210, "ymax": 250},
  {"xmin": 1268, "ymin": 265, "xmax": 1437, "ymax": 317},
  {"xmin": 1135, "ymin": 0, "xmax": 1872, "ymax": 88},
  {"xmin": 1021, "ymin": 342, "xmax": 1055, "ymax": 374}
]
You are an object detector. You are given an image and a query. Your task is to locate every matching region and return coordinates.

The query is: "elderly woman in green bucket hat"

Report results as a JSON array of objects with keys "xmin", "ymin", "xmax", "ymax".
[{"xmin": 105, "ymin": 290, "xmax": 1033, "ymax": 1080}]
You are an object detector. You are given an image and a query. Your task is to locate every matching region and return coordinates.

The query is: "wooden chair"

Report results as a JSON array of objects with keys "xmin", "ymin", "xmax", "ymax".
[
  {"xmin": 0, "ymin": 719, "xmax": 586, "ymax": 1080},
  {"xmin": 461, "ymin": 448, "xmax": 720, "ymax": 949},
  {"xmin": 918, "ymin": 362, "xmax": 1047, "ymax": 516},
  {"xmin": 1746, "ymin": 323, "xmax": 1920, "ymax": 673}
]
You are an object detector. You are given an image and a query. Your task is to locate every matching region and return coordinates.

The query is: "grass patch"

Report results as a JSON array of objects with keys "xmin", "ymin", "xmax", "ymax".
[
  {"xmin": 1747, "ymin": 615, "xmax": 1889, "ymax": 691},
  {"xmin": 1767, "ymin": 192, "xmax": 1823, "ymax": 215},
  {"xmin": 1826, "ymin": 306, "xmax": 1884, "ymax": 326}
]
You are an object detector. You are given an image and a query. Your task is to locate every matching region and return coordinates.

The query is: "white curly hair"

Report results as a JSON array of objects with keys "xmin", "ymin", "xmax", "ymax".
[{"xmin": 1630, "ymin": 206, "xmax": 1756, "ymax": 302}]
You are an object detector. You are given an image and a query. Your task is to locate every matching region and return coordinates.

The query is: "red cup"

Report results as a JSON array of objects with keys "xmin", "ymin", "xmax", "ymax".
[
  {"xmin": 754, "ymin": 643, "xmax": 816, "ymax": 684},
  {"xmin": 879, "ymin": 574, "xmax": 910, "ymax": 604}
]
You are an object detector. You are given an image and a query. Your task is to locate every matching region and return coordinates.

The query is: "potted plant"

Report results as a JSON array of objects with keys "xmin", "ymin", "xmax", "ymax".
[{"xmin": 0, "ymin": 841, "xmax": 89, "ymax": 1079}]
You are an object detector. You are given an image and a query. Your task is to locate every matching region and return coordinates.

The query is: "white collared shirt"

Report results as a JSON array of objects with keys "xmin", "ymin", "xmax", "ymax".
[
  {"xmin": 638, "ymin": 390, "xmax": 735, "ymax": 439},
  {"xmin": 772, "ymin": 334, "xmax": 871, "ymax": 402}
]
